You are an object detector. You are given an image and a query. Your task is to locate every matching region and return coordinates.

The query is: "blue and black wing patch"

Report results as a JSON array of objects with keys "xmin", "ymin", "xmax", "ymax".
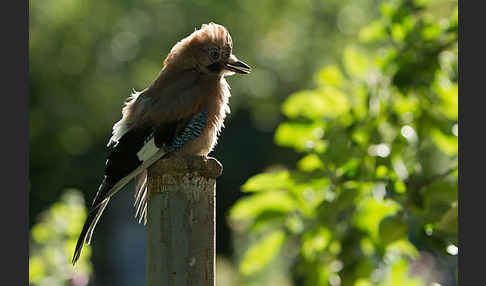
[{"xmin": 167, "ymin": 110, "xmax": 208, "ymax": 151}]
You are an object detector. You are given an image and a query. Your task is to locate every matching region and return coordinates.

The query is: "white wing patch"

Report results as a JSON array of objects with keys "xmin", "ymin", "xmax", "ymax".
[
  {"xmin": 107, "ymin": 89, "xmax": 142, "ymax": 147},
  {"xmin": 137, "ymin": 138, "xmax": 160, "ymax": 162}
]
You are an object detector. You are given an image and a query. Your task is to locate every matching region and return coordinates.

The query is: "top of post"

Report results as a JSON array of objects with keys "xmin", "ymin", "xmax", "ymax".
[{"xmin": 148, "ymin": 154, "xmax": 223, "ymax": 179}]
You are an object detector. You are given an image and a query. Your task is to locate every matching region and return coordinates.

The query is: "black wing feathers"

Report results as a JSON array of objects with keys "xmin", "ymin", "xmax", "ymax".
[{"xmin": 104, "ymin": 127, "xmax": 152, "ymax": 185}]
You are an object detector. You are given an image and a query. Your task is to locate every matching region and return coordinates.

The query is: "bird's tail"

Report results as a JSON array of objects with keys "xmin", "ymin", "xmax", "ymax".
[
  {"xmin": 72, "ymin": 147, "xmax": 169, "ymax": 265},
  {"xmin": 72, "ymin": 199, "xmax": 110, "ymax": 266},
  {"xmin": 134, "ymin": 170, "xmax": 148, "ymax": 225}
]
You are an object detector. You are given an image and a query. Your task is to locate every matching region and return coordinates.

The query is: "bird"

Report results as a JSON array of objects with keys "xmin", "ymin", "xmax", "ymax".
[{"xmin": 72, "ymin": 22, "xmax": 251, "ymax": 265}]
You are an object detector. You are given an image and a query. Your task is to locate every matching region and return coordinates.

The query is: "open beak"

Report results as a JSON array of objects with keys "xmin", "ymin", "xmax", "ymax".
[{"xmin": 224, "ymin": 54, "xmax": 251, "ymax": 74}]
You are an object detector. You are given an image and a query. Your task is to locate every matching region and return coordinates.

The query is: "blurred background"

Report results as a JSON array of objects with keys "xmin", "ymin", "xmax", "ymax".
[{"xmin": 29, "ymin": 0, "xmax": 458, "ymax": 285}]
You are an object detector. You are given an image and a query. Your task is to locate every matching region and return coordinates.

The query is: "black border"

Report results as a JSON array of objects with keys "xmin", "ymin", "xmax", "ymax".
[
  {"xmin": 3, "ymin": 0, "xmax": 29, "ymax": 284},
  {"xmin": 458, "ymin": 0, "xmax": 481, "ymax": 285}
]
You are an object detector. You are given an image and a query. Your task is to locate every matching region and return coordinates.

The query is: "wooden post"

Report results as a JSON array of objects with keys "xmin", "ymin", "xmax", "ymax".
[{"xmin": 146, "ymin": 154, "xmax": 222, "ymax": 286}]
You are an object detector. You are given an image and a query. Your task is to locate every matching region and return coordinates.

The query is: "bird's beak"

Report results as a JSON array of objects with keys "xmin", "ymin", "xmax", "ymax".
[{"xmin": 224, "ymin": 54, "xmax": 251, "ymax": 74}]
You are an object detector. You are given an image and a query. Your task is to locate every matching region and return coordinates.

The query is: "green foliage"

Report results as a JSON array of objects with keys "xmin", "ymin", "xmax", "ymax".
[
  {"xmin": 230, "ymin": 0, "xmax": 458, "ymax": 285},
  {"xmin": 380, "ymin": 258, "xmax": 422, "ymax": 286},
  {"xmin": 379, "ymin": 214, "xmax": 408, "ymax": 245},
  {"xmin": 239, "ymin": 230, "xmax": 286, "ymax": 276},
  {"xmin": 29, "ymin": 189, "xmax": 92, "ymax": 286},
  {"xmin": 241, "ymin": 171, "xmax": 292, "ymax": 193},
  {"xmin": 230, "ymin": 191, "xmax": 297, "ymax": 222}
]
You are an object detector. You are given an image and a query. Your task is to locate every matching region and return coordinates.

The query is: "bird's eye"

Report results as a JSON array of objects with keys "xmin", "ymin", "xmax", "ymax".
[{"xmin": 210, "ymin": 50, "xmax": 220, "ymax": 61}]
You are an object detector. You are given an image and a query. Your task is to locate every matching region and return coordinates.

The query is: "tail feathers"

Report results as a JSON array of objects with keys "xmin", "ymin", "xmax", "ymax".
[
  {"xmin": 86, "ymin": 200, "xmax": 109, "ymax": 244},
  {"xmin": 72, "ymin": 199, "xmax": 110, "ymax": 266}
]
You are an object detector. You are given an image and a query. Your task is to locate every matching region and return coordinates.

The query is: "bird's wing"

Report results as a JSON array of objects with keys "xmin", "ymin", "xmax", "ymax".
[
  {"xmin": 91, "ymin": 110, "xmax": 207, "ymax": 211},
  {"xmin": 72, "ymin": 110, "xmax": 208, "ymax": 265}
]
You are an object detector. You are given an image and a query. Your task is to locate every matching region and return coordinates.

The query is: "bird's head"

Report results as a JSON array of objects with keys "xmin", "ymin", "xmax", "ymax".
[{"xmin": 163, "ymin": 22, "xmax": 251, "ymax": 76}]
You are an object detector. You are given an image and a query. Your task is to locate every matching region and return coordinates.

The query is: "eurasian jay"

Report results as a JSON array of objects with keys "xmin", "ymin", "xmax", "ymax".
[{"xmin": 72, "ymin": 22, "xmax": 251, "ymax": 265}]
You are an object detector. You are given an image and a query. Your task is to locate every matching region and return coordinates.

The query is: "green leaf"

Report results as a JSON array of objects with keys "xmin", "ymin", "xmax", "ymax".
[
  {"xmin": 413, "ymin": 0, "xmax": 444, "ymax": 7},
  {"xmin": 392, "ymin": 92, "xmax": 420, "ymax": 116},
  {"xmin": 354, "ymin": 197, "xmax": 401, "ymax": 241},
  {"xmin": 425, "ymin": 180, "xmax": 457, "ymax": 205},
  {"xmin": 343, "ymin": 46, "xmax": 372, "ymax": 79},
  {"xmin": 32, "ymin": 223, "xmax": 51, "ymax": 243},
  {"xmin": 352, "ymin": 85, "xmax": 369, "ymax": 121},
  {"xmin": 360, "ymin": 237, "xmax": 375, "ymax": 256},
  {"xmin": 379, "ymin": 215, "xmax": 408, "ymax": 245},
  {"xmin": 239, "ymin": 230, "xmax": 286, "ymax": 275},
  {"xmin": 380, "ymin": 2, "xmax": 397, "ymax": 18},
  {"xmin": 282, "ymin": 87, "xmax": 349, "ymax": 120},
  {"xmin": 229, "ymin": 191, "xmax": 296, "ymax": 221},
  {"xmin": 386, "ymin": 239, "xmax": 419, "ymax": 259},
  {"xmin": 242, "ymin": 171, "xmax": 291, "ymax": 192},
  {"xmin": 249, "ymin": 210, "xmax": 289, "ymax": 233},
  {"xmin": 285, "ymin": 215, "xmax": 304, "ymax": 234},
  {"xmin": 434, "ymin": 81, "xmax": 458, "ymax": 120},
  {"xmin": 316, "ymin": 65, "xmax": 344, "ymax": 87},
  {"xmin": 450, "ymin": 6, "xmax": 458, "ymax": 27},
  {"xmin": 352, "ymin": 129, "xmax": 370, "ymax": 146},
  {"xmin": 290, "ymin": 176, "xmax": 331, "ymax": 216},
  {"xmin": 297, "ymin": 154, "xmax": 324, "ymax": 171},
  {"xmin": 391, "ymin": 23, "xmax": 406, "ymax": 42},
  {"xmin": 437, "ymin": 201, "xmax": 457, "ymax": 234},
  {"xmin": 421, "ymin": 180, "xmax": 457, "ymax": 223},
  {"xmin": 359, "ymin": 20, "xmax": 386, "ymax": 43},
  {"xmin": 301, "ymin": 227, "xmax": 332, "ymax": 260},
  {"xmin": 394, "ymin": 180, "xmax": 407, "ymax": 194},
  {"xmin": 282, "ymin": 90, "xmax": 326, "ymax": 120},
  {"xmin": 421, "ymin": 23, "xmax": 442, "ymax": 40},
  {"xmin": 274, "ymin": 122, "xmax": 327, "ymax": 152},
  {"xmin": 376, "ymin": 165, "xmax": 389, "ymax": 178},
  {"xmin": 337, "ymin": 158, "xmax": 361, "ymax": 178},
  {"xmin": 29, "ymin": 256, "xmax": 45, "ymax": 284},
  {"xmin": 355, "ymin": 279, "xmax": 374, "ymax": 286},
  {"xmin": 380, "ymin": 258, "xmax": 423, "ymax": 286},
  {"xmin": 431, "ymin": 128, "xmax": 458, "ymax": 156}
]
